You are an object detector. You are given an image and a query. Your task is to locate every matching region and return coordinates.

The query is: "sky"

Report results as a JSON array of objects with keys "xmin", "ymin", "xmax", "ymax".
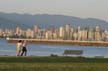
[{"xmin": 0, "ymin": 0, "xmax": 108, "ymax": 20}]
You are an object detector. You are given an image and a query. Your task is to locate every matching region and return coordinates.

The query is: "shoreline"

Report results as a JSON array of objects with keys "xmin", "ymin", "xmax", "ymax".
[{"xmin": 7, "ymin": 38, "xmax": 108, "ymax": 46}]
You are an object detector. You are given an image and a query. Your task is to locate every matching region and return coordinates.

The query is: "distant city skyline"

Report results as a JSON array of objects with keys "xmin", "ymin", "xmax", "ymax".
[
  {"xmin": 1, "ymin": 24, "xmax": 108, "ymax": 42},
  {"xmin": 0, "ymin": 0, "xmax": 108, "ymax": 20}
]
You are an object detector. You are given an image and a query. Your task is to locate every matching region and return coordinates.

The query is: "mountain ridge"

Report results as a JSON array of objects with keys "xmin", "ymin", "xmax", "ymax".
[{"xmin": 0, "ymin": 12, "xmax": 108, "ymax": 29}]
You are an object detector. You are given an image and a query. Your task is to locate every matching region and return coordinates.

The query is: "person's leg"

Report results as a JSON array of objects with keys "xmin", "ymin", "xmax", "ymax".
[
  {"xmin": 21, "ymin": 50, "xmax": 24, "ymax": 56},
  {"xmin": 24, "ymin": 47, "xmax": 27, "ymax": 56},
  {"xmin": 24, "ymin": 51, "xmax": 27, "ymax": 56},
  {"xmin": 17, "ymin": 47, "xmax": 20, "ymax": 56},
  {"xmin": 17, "ymin": 51, "xmax": 19, "ymax": 56},
  {"xmin": 17, "ymin": 50, "xmax": 21, "ymax": 56}
]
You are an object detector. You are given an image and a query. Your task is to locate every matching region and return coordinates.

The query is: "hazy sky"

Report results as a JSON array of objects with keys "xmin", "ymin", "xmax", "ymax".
[{"xmin": 0, "ymin": 0, "xmax": 108, "ymax": 20}]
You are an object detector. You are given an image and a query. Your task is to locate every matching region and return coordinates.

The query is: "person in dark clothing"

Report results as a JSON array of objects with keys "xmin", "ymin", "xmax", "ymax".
[{"xmin": 21, "ymin": 40, "xmax": 27, "ymax": 56}]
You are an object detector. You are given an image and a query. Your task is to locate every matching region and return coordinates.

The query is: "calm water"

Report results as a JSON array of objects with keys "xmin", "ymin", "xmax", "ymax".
[{"xmin": 0, "ymin": 38, "xmax": 108, "ymax": 57}]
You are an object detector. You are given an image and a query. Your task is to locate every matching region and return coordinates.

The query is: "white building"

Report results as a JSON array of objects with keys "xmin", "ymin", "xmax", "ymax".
[
  {"xmin": 26, "ymin": 29, "xmax": 34, "ymax": 38},
  {"xmin": 73, "ymin": 32, "xmax": 78, "ymax": 40},
  {"xmin": 45, "ymin": 31, "xmax": 49, "ymax": 39},
  {"xmin": 59, "ymin": 27, "xmax": 65, "ymax": 39},
  {"xmin": 0, "ymin": 29, "xmax": 3, "ymax": 36},
  {"xmin": 88, "ymin": 29, "xmax": 94, "ymax": 41}
]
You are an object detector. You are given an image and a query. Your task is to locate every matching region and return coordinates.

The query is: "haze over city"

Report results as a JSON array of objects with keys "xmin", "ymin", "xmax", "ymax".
[
  {"xmin": 0, "ymin": 0, "xmax": 108, "ymax": 20},
  {"xmin": 1, "ymin": 1, "xmax": 108, "ymax": 71}
]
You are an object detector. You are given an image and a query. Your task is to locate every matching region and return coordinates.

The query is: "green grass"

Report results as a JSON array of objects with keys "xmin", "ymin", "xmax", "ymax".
[
  {"xmin": 0, "ymin": 56, "xmax": 108, "ymax": 63},
  {"xmin": 0, "ymin": 56, "xmax": 108, "ymax": 71}
]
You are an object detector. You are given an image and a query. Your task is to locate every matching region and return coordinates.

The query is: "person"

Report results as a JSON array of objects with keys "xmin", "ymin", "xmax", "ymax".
[
  {"xmin": 16, "ymin": 40, "xmax": 22, "ymax": 56},
  {"xmin": 21, "ymin": 40, "xmax": 27, "ymax": 56}
]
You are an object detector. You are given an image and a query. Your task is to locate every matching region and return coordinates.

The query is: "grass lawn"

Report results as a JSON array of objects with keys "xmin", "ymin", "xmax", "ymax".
[{"xmin": 0, "ymin": 56, "xmax": 108, "ymax": 71}]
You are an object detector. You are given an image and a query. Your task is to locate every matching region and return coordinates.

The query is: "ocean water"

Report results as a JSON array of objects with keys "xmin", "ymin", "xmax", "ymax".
[{"xmin": 0, "ymin": 38, "xmax": 108, "ymax": 57}]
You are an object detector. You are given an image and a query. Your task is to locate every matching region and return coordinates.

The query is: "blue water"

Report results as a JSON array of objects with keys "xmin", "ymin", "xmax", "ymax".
[{"xmin": 0, "ymin": 38, "xmax": 108, "ymax": 57}]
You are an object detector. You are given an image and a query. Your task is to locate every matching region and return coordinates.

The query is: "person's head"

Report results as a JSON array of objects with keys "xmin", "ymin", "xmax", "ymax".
[
  {"xmin": 18, "ymin": 40, "xmax": 22, "ymax": 43},
  {"xmin": 23, "ymin": 40, "xmax": 27, "ymax": 43}
]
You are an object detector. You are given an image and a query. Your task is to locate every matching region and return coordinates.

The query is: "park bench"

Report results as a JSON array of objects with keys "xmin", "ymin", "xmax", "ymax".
[{"xmin": 63, "ymin": 50, "xmax": 83, "ymax": 56}]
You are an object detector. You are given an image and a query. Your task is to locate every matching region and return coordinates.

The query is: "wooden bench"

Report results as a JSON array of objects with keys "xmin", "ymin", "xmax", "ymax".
[{"xmin": 63, "ymin": 50, "xmax": 83, "ymax": 56}]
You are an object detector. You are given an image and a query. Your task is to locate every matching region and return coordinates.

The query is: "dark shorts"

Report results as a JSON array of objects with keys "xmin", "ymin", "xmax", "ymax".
[{"xmin": 22, "ymin": 47, "xmax": 27, "ymax": 51}]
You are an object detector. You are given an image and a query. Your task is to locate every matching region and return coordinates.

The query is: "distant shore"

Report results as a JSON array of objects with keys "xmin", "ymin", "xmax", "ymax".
[{"xmin": 7, "ymin": 38, "xmax": 108, "ymax": 46}]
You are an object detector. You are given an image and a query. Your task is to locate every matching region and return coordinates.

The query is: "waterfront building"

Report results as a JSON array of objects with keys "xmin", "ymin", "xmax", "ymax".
[
  {"xmin": 95, "ymin": 25, "xmax": 102, "ymax": 41},
  {"xmin": 19, "ymin": 29, "xmax": 24, "ymax": 37},
  {"xmin": 2, "ymin": 29, "xmax": 9, "ymax": 37},
  {"xmin": 70, "ymin": 27, "xmax": 74, "ymax": 33},
  {"xmin": 70, "ymin": 27, "xmax": 75, "ymax": 40},
  {"xmin": 102, "ymin": 32, "xmax": 105, "ymax": 41},
  {"xmin": 66, "ymin": 24, "xmax": 70, "ymax": 32},
  {"xmin": 50, "ymin": 27, "xmax": 55, "ymax": 39},
  {"xmin": 34, "ymin": 25, "xmax": 39, "ymax": 33},
  {"xmin": 65, "ymin": 24, "xmax": 71, "ymax": 40},
  {"xmin": 50, "ymin": 27, "xmax": 55, "ymax": 33},
  {"xmin": 82, "ymin": 29, "xmax": 88, "ymax": 41},
  {"xmin": 45, "ymin": 31, "xmax": 52, "ymax": 39},
  {"xmin": 45, "ymin": 31, "xmax": 49, "ymax": 39},
  {"xmin": 40, "ymin": 29, "xmax": 46, "ymax": 39},
  {"xmin": 0, "ymin": 29, "xmax": 2, "ymax": 36},
  {"xmin": 6, "ymin": 29, "xmax": 14, "ymax": 37},
  {"xmin": 88, "ymin": 29, "xmax": 94, "ymax": 41},
  {"xmin": 77, "ymin": 26, "xmax": 82, "ymax": 41},
  {"xmin": 36, "ymin": 30, "xmax": 42, "ymax": 39},
  {"xmin": 15, "ymin": 27, "xmax": 20, "ymax": 36},
  {"xmin": 59, "ymin": 27, "xmax": 65, "ymax": 40},
  {"xmin": 54, "ymin": 29, "xmax": 59, "ymax": 39},
  {"xmin": 2, "ymin": 32, "xmax": 6, "ymax": 37},
  {"xmin": 96, "ymin": 25, "xmax": 100, "ymax": 32},
  {"xmin": 20, "ymin": 30, "xmax": 26, "ymax": 38},
  {"xmin": 73, "ymin": 32, "xmax": 78, "ymax": 40},
  {"xmin": 26, "ymin": 29, "xmax": 34, "ymax": 38},
  {"xmin": 53, "ymin": 32, "xmax": 58, "ymax": 39},
  {"xmin": 15, "ymin": 27, "xmax": 25, "ymax": 37},
  {"xmin": 95, "ymin": 31, "xmax": 101, "ymax": 41},
  {"xmin": 34, "ymin": 25, "xmax": 39, "ymax": 38},
  {"xmin": 78, "ymin": 30, "xmax": 82, "ymax": 41},
  {"xmin": 104, "ymin": 30, "xmax": 108, "ymax": 41}
]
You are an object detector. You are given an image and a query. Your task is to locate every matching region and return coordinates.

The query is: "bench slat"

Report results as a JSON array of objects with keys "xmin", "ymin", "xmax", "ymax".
[{"xmin": 63, "ymin": 50, "xmax": 83, "ymax": 55}]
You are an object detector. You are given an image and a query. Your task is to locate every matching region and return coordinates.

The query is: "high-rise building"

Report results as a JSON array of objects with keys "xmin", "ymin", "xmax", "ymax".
[
  {"xmin": 45, "ymin": 31, "xmax": 49, "ymax": 39},
  {"xmin": 53, "ymin": 32, "xmax": 58, "ymax": 39},
  {"xmin": 39, "ymin": 29, "xmax": 46, "ymax": 39},
  {"xmin": 88, "ymin": 29, "xmax": 94, "ymax": 41},
  {"xmin": 82, "ymin": 30, "xmax": 88, "ymax": 41},
  {"xmin": 59, "ymin": 27, "xmax": 65, "ymax": 39},
  {"xmin": 95, "ymin": 25, "xmax": 102, "ymax": 41},
  {"xmin": 95, "ymin": 32, "xmax": 101, "ymax": 41},
  {"xmin": 104, "ymin": 30, "xmax": 108, "ymax": 41},
  {"xmin": 45, "ymin": 31, "xmax": 53, "ymax": 39},
  {"xmin": 50, "ymin": 27, "xmax": 55, "ymax": 39},
  {"xmin": 77, "ymin": 26, "xmax": 82, "ymax": 41},
  {"xmin": 96, "ymin": 25, "xmax": 100, "ymax": 32},
  {"xmin": 66, "ymin": 24, "xmax": 70, "ymax": 32},
  {"xmin": 102, "ymin": 32, "xmax": 105, "ymax": 41},
  {"xmin": 0, "ymin": 29, "xmax": 3, "ymax": 36},
  {"xmin": 73, "ymin": 32, "xmax": 78, "ymax": 40},
  {"xmin": 34, "ymin": 25, "xmax": 39, "ymax": 33},
  {"xmin": 78, "ymin": 31, "xmax": 82, "ymax": 41},
  {"xmin": 26, "ymin": 29, "xmax": 34, "ymax": 38},
  {"xmin": 70, "ymin": 27, "xmax": 75, "ymax": 40},
  {"xmin": 16, "ymin": 27, "xmax": 20, "ymax": 35},
  {"xmin": 65, "ymin": 24, "xmax": 71, "ymax": 40}
]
